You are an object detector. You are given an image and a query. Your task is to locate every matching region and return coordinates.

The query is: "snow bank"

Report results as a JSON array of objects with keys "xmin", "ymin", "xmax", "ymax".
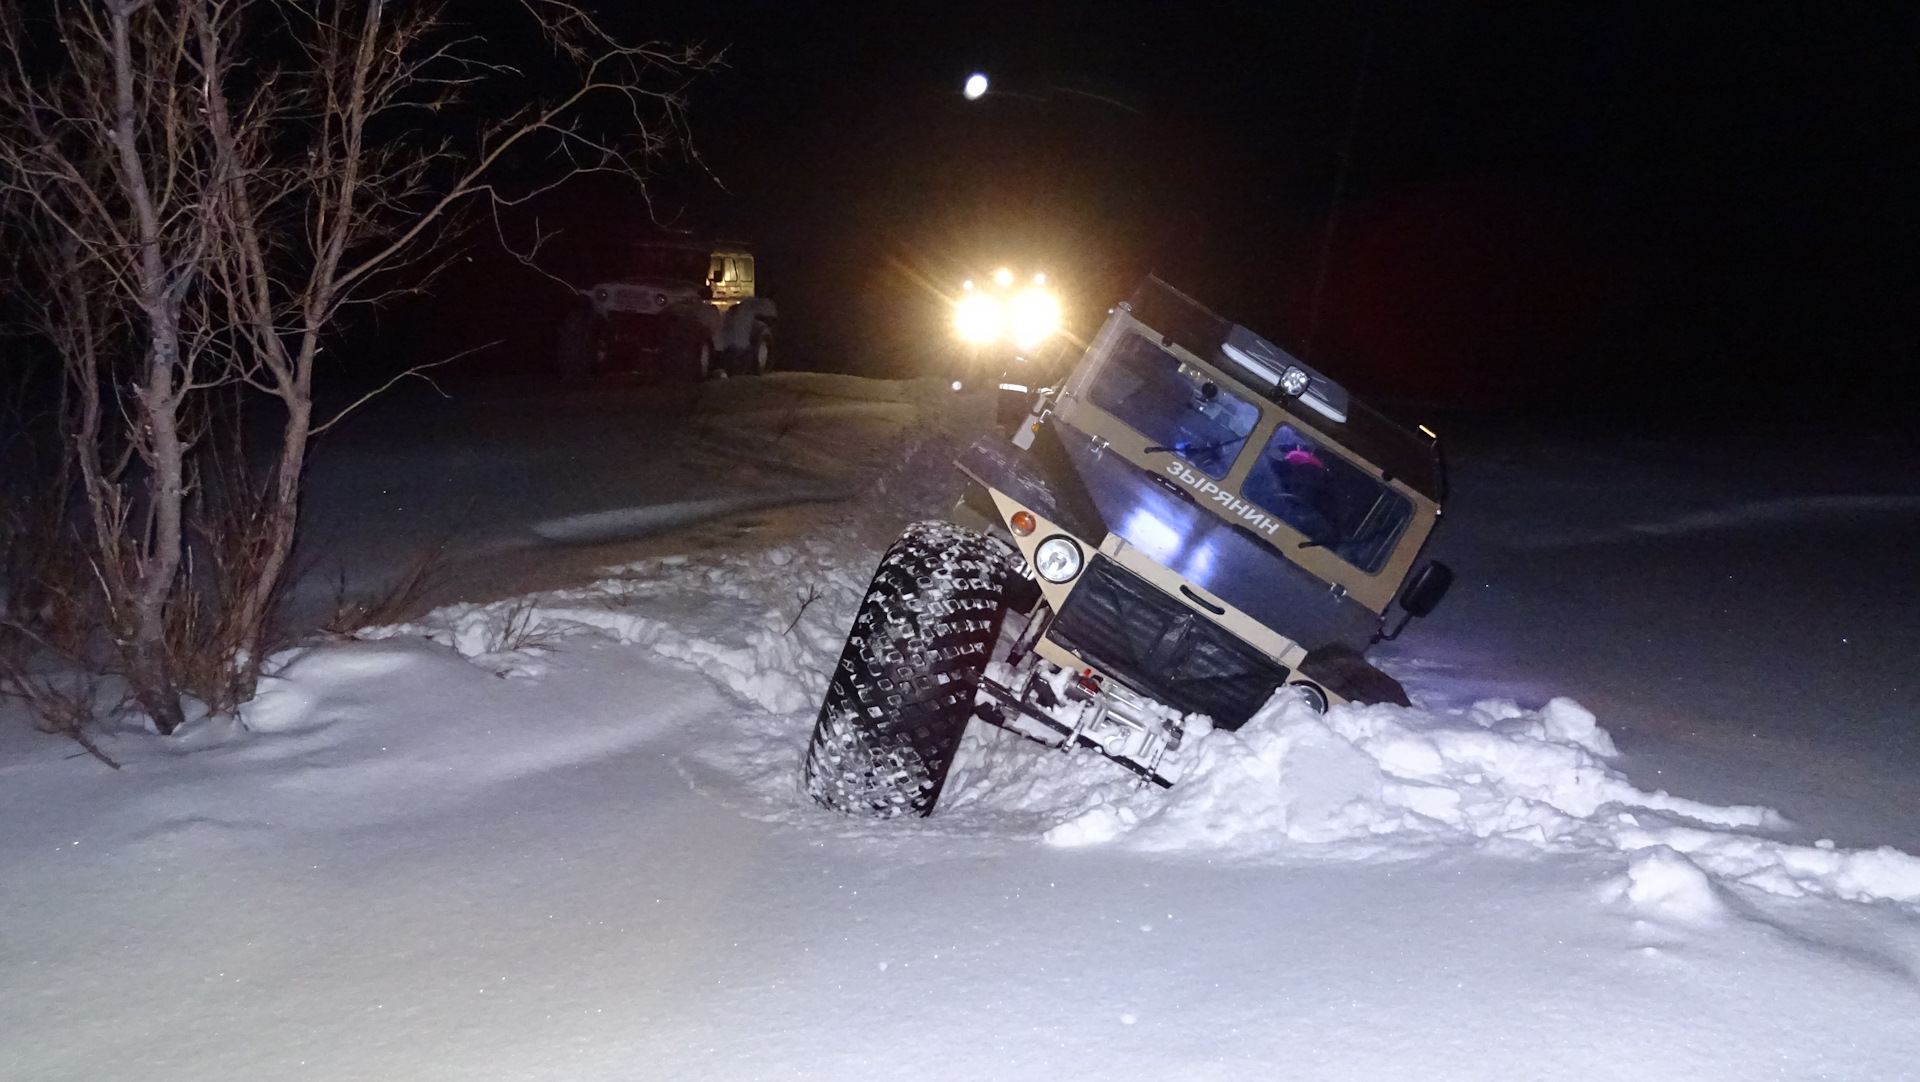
[
  {"xmin": 1044, "ymin": 690, "xmax": 1920, "ymax": 912},
  {"xmin": 355, "ymin": 409, "xmax": 1920, "ymax": 915},
  {"xmin": 369, "ymin": 528, "xmax": 1920, "ymax": 915},
  {"xmin": 361, "ymin": 539, "xmax": 867, "ymax": 802}
]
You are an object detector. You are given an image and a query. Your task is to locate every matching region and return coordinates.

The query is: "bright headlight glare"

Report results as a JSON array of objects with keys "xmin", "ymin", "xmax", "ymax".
[
  {"xmin": 955, "ymin": 293, "xmax": 1002, "ymax": 344},
  {"xmin": 1033, "ymin": 536, "xmax": 1083, "ymax": 583},
  {"xmin": 1008, "ymin": 288, "xmax": 1061, "ymax": 350}
]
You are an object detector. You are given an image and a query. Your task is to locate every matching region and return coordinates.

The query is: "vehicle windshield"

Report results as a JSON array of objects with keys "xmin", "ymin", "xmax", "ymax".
[
  {"xmin": 1088, "ymin": 332, "xmax": 1260, "ymax": 478},
  {"xmin": 631, "ymin": 245, "xmax": 711, "ymax": 282},
  {"xmin": 1242, "ymin": 424, "xmax": 1413, "ymax": 573}
]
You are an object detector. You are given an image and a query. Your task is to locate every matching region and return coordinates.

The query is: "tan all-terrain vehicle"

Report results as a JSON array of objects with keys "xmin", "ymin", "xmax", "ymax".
[
  {"xmin": 803, "ymin": 277, "xmax": 1454, "ymax": 817},
  {"xmin": 557, "ymin": 240, "xmax": 777, "ymax": 381}
]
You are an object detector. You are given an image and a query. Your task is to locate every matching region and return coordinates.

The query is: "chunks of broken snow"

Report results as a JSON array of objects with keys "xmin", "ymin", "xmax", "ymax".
[
  {"xmin": 1602, "ymin": 845, "xmax": 1730, "ymax": 924},
  {"xmin": 361, "ymin": 543, "xmax": 870, "ymax": 715},
  {"xmin": 353, "ymin": 529, "xmax": 1920, "ymax": 915},
  {"xmin": 1045, "ymin": 691, "xmax": 1920, "ymax": 911}
]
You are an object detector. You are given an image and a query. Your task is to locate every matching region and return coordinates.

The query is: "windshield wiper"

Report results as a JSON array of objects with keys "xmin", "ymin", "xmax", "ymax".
[
  {"xmin": 1297, "ymin": 519, "xmax": 1394, "ymax": 552},
  {"xmin": 1144, "ymin": 436, "xmax": 1240, "ymax": 458}
]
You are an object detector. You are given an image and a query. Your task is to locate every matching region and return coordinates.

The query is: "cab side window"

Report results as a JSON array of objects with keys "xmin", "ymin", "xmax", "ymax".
[{"xmin": 1242, "ymin": 424, "xmax": 1412, "ymax": 572}]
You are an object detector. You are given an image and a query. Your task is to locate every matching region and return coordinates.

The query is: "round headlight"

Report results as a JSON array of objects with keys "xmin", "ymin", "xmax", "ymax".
[
  {"xmin": 1032, "ymin": 536, "xmax": 1083, "ymax": 583},
  {"xmin": 955, "ymin": 293, "xmax": 1002, "ymax": 344},
  {"xmin": 1007, "ymin": 288, "xmax": 1062, "ymax": 351},
  {"xmin": 1280, "ymin": 365, "xmax": 1310, "ymax": 397}
]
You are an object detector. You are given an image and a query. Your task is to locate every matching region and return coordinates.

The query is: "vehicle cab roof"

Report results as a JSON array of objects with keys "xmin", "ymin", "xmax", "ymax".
[{"xmin": 1125, "ymin": 276, "xmax": 1444, "ymax": 502}]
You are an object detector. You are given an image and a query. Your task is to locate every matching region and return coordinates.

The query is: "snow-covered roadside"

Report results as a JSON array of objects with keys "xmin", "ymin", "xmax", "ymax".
[
  {"xmin": 366, "ymin": 525, "xmax": 1920, "ymax": 917},
  {"xmin": 5, "ymin": 386, "xmax": 1920, "ymax": 1081},
  {"xmin": 1403, "ymin": 422, "xmax": 1920, "ymax": 855}
]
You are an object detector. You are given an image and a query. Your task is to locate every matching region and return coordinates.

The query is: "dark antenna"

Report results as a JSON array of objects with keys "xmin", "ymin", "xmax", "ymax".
[{"xmin": 1302, "ymin": 16, "xmax": 1377, "ymax": 363}]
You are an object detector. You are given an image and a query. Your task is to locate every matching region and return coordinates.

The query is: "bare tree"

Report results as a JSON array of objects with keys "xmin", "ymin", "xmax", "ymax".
[
  {"xmin": 0, "ymin": 0, "xmax": 711, "ymax": 736},
  {"xmin": 0, "ymin": 1, "xmax": 226, "ymax": 733}
]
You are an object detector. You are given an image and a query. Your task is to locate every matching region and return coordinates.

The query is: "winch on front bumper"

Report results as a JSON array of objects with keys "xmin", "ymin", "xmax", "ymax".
[
  {"xmin": 968, "ymin": 552, "xmax": 1300, "ymax": 789},
  {"xmin": 974, "ymin": 655, "xmax": 1188, "ymax": 790}
]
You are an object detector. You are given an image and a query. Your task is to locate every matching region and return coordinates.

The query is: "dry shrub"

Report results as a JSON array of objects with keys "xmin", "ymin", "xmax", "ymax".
[
  {"xmin": 484, "ymin": 594, "xmax": 557, "ymax": 654},
  {"xmin": 0, "ymin": 502, "xmax": 122, "ymax": 767},
  {"xmin": 321, "ymin": 532, "xmax": 456, "ymax": 639}
]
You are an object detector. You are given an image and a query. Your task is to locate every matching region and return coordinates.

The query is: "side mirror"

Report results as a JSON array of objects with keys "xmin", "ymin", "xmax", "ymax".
[
  {"xmin": 1399, "ymin": 561, "xmax": 1453, "ymax": 618},
  {"xmin": 1372, "ymin": 560, "xmax": 1453, "ymax": 644}
]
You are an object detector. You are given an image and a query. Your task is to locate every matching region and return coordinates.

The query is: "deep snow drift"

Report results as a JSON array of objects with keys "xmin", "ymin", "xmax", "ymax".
[
  {"xmin": 368, "ymin": 535, "xmax": 1920, "ymax": 916},
  {"xmin": 4, "ymin": 375, "xmax": 1918, "ymax": 1081}
]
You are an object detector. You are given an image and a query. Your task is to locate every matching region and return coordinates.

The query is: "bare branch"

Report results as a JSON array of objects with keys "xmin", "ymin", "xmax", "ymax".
[
  {"xmin": 310, "ymin": 342, "xmax": 490, "ymax": 438},
  {"xmin": 0, "ymin": 0, "xmax": 716, "ymax": 734}
]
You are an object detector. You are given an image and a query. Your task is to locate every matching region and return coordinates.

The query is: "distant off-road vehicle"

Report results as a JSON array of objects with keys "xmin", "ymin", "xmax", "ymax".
[
  {"xmin": 803, "ymin": 277, "xmax": 1455, "ymax": 817},
  {"xmin": 557, "ymin": 240, "xmax": 777, "ymax": 381}
]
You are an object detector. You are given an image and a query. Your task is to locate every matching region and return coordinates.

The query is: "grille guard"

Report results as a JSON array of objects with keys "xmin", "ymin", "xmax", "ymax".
[
  {"xmin": 1047, "ymin": 556, "xmax": 1292, "ymax": 730},
  {"xmin": 974, "ymin": 663, "xmax": 1179, "ymax": 789}
]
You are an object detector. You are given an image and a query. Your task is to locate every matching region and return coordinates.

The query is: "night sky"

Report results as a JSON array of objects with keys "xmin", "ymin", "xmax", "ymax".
[{"xmin": 408, "ymin": 1, "xmax": 1917, "ymax": 416}]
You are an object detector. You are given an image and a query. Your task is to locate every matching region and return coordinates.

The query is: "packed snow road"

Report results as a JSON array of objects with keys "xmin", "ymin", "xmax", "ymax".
[{"xmin": 3, "ymin": 375, "xmax": 1918, "ymax": 1080}]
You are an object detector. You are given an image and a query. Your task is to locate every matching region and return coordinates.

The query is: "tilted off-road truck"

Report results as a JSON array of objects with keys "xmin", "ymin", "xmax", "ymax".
[
  {"xmin": 803, "ymin": 276, "xmax": 1455, "ymax": 817},
  {"xmin": 557, "ymin": 239, "xmax": 777, "ymax": 381}
]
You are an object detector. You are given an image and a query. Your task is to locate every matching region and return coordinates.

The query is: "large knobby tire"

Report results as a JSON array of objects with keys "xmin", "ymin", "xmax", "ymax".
[{"xmin": 803, "ymin": 521, "xmax": 1021, "ymax": 817}]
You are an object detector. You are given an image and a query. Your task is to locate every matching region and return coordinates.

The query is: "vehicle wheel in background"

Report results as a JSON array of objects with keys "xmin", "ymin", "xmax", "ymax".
[
  {"xmin": 668, "ymin": 320, "xmax": 712, "ymax": 381},
  {"xmin": 555, "ymin": 309, "xmax": 597, "ymax": 382},
  {"xmin": 721, "ymin": 321, "xmax": 772, "ymax": 377},
  {"xmin": 692, "ymin": 336, "xmax": 713, "ymax": 380},
  {"xmin": 745, "ymin": 322, "xmax": 772, "ymax": 375},
  {"xmin": 802, "ymin": 521, "xmax": 1020, "ymax": 817}
]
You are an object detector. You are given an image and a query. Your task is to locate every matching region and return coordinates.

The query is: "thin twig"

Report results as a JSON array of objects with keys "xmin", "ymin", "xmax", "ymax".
[
  {"xmin": 310, "ymin": 342, "xmax": 490, "ymax": 437},
  {"xmin": 784, "ymin": 584, "xmax": 820, "ymax": 637},
  {"xmin": 66, "ymin": 728, "xmax": 123, "ymax": 769}
]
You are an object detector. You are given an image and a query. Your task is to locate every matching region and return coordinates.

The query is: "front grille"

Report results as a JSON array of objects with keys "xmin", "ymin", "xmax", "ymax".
[{"xmin": 1048, "ymin": 557, "xmax": 1289, "ymax": 730}]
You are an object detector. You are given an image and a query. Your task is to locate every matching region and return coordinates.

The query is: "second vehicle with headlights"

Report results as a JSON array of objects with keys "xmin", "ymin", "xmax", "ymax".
[
  {"xmin": 803, "ymin": 277, "xmax": 1455, "ymax": 817},
  {"xmin": 556, "ymin": 238, "xmax": 777, "ymax": 381},
  {"xmin": 946, "ymin": 267, "xmax": 1069, "ymax": 427}
]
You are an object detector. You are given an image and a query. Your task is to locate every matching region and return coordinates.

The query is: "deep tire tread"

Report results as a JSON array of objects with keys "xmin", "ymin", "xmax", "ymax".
[{"xmin": 803, "ymin": 521, "xmax": 1019, "ymax": 817}]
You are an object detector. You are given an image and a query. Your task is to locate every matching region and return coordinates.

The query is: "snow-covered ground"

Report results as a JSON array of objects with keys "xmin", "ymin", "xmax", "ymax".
[{"xmin": 4, "ymin": 375, "xmax": 1918, "ymax": 1080}]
